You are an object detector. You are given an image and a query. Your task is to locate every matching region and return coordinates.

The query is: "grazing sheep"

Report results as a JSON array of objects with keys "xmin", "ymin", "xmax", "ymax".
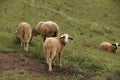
[
  {"xmin": 43, "ymin": 34, "xmax": 73, "ymax": 71},
  {"xmin": 16, "ymin": 22, "xmax": 32, "ymax": 51},
  {"xmin": 32, "ymin": 21, "xmax": 60, "ymax": 41},
  {"xmin": 100, "ymin": 42, "xmax": 120, "ymax": 53}
]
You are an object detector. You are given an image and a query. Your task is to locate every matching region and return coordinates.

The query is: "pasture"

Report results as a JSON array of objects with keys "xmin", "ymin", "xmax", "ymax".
[{"xmin": 0, "ymin": 0, "xmax": 120, "ymax": 80}]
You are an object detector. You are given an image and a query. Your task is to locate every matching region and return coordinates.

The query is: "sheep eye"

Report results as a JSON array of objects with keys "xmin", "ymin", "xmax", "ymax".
[{"xmin": 62, "ymin": 36, "xmax": 65, "ymax": 38}]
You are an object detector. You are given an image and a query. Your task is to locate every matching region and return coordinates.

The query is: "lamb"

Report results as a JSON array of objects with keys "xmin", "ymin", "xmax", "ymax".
[
  {"xmin": 43, "ymin": 34, "xmax": 73, "ymax": 71},
  {"xmin": 99, "ymin": 42, "xmax": 120, "ymax": 53},
  {"xmin": 32, "ymin": 21, "xmax": 60, "ymax": 41},
  {"xmin": 16, "ymin": 22, "xmax": 32, "ymax": 51}
]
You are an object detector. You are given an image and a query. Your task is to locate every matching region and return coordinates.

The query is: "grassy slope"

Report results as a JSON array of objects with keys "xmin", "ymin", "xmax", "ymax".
[{"xmin": 0, "ymin": 0, "xmax": 120, "ymax": 79}]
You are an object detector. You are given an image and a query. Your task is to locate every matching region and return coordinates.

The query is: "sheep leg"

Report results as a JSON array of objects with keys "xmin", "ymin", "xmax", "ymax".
[
  {"xmin": 20, "ymin": 41, "xmax": 23, "ymax": 47},
  {"xmin": 48, "ymin": 50, "xmax": 56, "ymax": 71},
  {"xmin": 46, "ymin": 52, "xmax": 50, "ymax": 64},
  {"xmin": 48, "ymin": 58, "xmax": 52, "ymax": 71},
  {"xmin": 53, "ymin": 56, "xmax": 57, "ymax": 66},
  {"xmin": 19, "ymin": 35, "xmax": 25, "ymax": 47},
  {"xmin": 46, "ymin": 48, "xmax": 51, "ymax": 64},
  {"xmin": 58, "ymin": 53, "xmax": 62, "ymax": 67},
  {"xmin": 54, "ymin": 54, "xmax": 59, "ymax": 65},
  {"xmin": 26, "ymin": 42, "xmax": 29, "ymax": 51},
  {"xmin": 41, "ymin": 33, "xmax": 46, "ymax": 41},
  {"xmin": 46, "ymin": 49, "xmax": 53, "ymax": 71},
  {"xmin": 24, "ymin": 42, "xmax": 28, "ymax": 51}
]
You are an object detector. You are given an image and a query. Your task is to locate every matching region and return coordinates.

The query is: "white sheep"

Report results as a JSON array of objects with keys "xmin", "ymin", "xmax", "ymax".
[
  {"xmin": 43, "ymin": 34, "xmax": 73, "ymax": 71},
  {"xmin": 32, "ymin": 21, "xmax": 60, "ymax": 41},
  {"xmin": 99, "ymin": 42, "xmax": 120, "ymax": 53},
  {"xmin": 16, "ymin": 22, "xmax": 32, "ymax": 51}
]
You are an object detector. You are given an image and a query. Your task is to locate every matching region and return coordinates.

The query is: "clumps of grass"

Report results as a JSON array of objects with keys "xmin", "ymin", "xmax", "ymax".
[
  {"xmin": 102, "ymin": 27, "xmax": 113, "ymax": 34},
  {"xmin": 52, "ymin": 60, "xmax": 102, "ymax": 80},
  {"xmin": 13, "ymin": 33, "xmax": 20, "ymax": 44},
  {"xmin": 63, "ymin": 51, "xmax": 111, "ymax": 73},
  {"xmin": 106, "ymin": 71, "xmax": 120, "ymax": 80},
  {"xmin": 28, "ymin": 47, "xmax": 45, "ymax": 61},
  {"xmin": 16, "ymin": 69, "xmax": 26, "ymax": 76},
  {"xmin": 78, "ymin": 58, "xmax": 109, "ymax": 72},
  {"xmin": 0, "ymin": 32, "xmax": 21, "ymax": 52}
]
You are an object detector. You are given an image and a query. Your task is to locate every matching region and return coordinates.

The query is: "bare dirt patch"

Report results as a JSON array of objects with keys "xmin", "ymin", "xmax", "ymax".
[
  {"xmin": 0, "ymin": 52, "xmax": 48, "ymax": 76},
  {"xmin": 0, "ymin": 52, "xmax": 79, "ymax": 77},
  {"xmin": 0, "ymin": 52, "xmax": 99, "ymax": 79}
]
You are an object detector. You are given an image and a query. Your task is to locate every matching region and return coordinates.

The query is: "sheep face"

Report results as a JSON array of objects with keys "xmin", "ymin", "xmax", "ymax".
[
  {"xmin": 35, "ymin": 21, "xmax": 44, "ymax": 34},
  {"xmin": 37, "ymin": 21, "xmax": 44, "ymax": 30},
  {"xmin": 32, "ymin": 29, "xmax": 38, "ymax": 36},
  {"xmin": 60, "ymin": 34, "xmax": 73, "ymax": 44},
  {"xmin": 112, "ymin": 43, "xmax": 120, "ymax": 49}
]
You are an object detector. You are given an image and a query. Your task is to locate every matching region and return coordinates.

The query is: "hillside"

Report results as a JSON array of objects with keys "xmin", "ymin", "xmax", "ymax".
[{"xmin": 0, "ymin": 0, "xmax": 120, "ymax": 80}]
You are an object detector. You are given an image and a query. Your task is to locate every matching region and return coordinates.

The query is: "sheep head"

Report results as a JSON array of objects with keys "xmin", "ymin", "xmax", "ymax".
[
  {"xmin": 59, "ymin": 34, "xmax": 73, "ymax": 44},
  {"xmin": 32, "ymin": 29, "xmax": 38, "ymax": 37},
  {"xmin": 37, "ymin": 21, "xmax": 44, "ymax": 29},
  {"xmin": 112, "ymin": 43, "xmax": 120, "ymax": 49}
]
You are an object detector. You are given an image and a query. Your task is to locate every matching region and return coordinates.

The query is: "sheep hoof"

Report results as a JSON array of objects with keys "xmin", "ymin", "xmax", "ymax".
[
  {"xmin": 48, "ymin": 70, "xmax": 54, "ymax": 74},
  {"xmin": 20, "ymin": 44, "xmax": 22, "ymax": 47},
  {"xmin": 60, "ymin": 64, "xmax": 62, "ymax": 67},
  {"xmin": 24, "ymin": 48, "xmax": 28, "ymax": 52},
  {"xmin": 48, "ymin": 69, "xmax": 52, "ymax": 72},
  {"xmin": 48, "ymin": 67, "xmax": 52, "ymax": 72}
]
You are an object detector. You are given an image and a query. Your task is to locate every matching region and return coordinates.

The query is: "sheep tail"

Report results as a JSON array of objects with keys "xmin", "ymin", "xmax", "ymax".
[
  {"xmin": 46, "ymin": 47, "xmax": 52, "ymax": 62},
  {"xmin": 56, "ymin": 24, "xmax": 60, "ymax": 37}
]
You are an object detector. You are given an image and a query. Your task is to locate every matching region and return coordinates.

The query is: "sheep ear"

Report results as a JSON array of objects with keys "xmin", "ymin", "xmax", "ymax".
[
  {"xmin": 69, "ymin": 37, "xmax": 73, "ymax": 40},
  {"xmin": 118, "ymin": 44, "xmax": 120, "ymax": 46},
  {"xmin": 112, "ymin": 44, "xmax": 116, "ymax": 46},
  {"xmin": 59, "ymin": 36, "xmax": 65, "ymax": 39}
]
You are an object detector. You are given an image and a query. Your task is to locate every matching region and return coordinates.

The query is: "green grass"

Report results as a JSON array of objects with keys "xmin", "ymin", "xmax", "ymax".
[{"xmin": 0, "ymin": 0, "xmax": 120, "ymax": 80}]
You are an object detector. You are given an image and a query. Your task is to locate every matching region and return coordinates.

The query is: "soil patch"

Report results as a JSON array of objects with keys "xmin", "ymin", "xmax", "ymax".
[
  {"xmin": 0, "ymin": 52, "xmax": 48, "ymax": 76},
  {"xmin": 0, "ymin": 52, "xmax": 99, "ymax": 79}
]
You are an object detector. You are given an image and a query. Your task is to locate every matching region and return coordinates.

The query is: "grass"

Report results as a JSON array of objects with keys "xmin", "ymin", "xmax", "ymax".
[{"xmin": 0, "ymin": 0, "xmax": 120, "ymax": 80}]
